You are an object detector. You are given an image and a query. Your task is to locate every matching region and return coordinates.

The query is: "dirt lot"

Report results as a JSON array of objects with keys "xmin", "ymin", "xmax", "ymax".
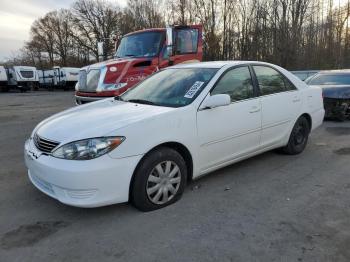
[{"xmin": 0, "ymin": 91, "xmax": 350, "ymax": 262}]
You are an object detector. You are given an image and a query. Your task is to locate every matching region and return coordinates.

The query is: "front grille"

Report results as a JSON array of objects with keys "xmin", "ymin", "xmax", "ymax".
[
  {"xmin": 78, "ymin": 69, "xmax": 100, "ymax": 92},
  {"xmin": 33, "ymin": 133, "xmax": 60, "ymax": 153},
  {"xmin": 20, "ymin": 70, "xmax": 34, "ymax": 78}
]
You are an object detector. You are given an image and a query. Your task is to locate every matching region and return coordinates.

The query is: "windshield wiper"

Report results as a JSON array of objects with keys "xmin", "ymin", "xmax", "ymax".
[
  {"xmin": 124, "ymin": 54, "xmax": 136, "ymax": 57},
  {"xmin": 127, "ymin": 99, "xmax": 157, "ymax": 105}
]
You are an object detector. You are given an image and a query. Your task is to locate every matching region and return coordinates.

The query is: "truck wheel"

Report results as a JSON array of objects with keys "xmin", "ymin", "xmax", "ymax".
[
  {"xmin": 1, "ymin": 86, "xmax": 9, "ymax": 92},
  {"xmin": 281, "ymin": 116, "xmax": 310, "ymax": 155},
  {"xmin": 131, "ymin": 147, "xmax": 187, "ymax": 212}
]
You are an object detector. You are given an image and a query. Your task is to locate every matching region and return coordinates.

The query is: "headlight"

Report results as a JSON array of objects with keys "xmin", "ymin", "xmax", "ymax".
[{"xmin": 52, "ymin": 137, "xmax": 125, "ymax": 160}]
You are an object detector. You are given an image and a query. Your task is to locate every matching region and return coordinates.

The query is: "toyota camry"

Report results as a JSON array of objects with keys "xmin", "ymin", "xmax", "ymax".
[{"xmin": 24, "ymin": 61, "xmax": 325, "ymax": 211}]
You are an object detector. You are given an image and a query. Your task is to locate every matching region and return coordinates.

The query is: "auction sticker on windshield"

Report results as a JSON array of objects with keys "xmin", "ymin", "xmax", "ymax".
[{"xmin": 184, "ymin": 81, "xmax": 204, "ymax": 98}]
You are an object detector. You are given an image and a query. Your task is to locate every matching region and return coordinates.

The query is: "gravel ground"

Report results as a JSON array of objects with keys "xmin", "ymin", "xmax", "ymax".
[{"xmin": 0, "ymin": 91, "xmax": 349, "ymax": 262}]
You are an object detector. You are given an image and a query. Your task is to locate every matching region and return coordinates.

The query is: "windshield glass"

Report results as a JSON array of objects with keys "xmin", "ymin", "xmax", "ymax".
[
  {"xmin": 116, "ymin": 31, "xmax": 164, "ymax": 58},
  {"xmin": 307, "ymin": 74, "xmax": 350, "ymax": 85},
  {"xmin": 121, "ymin": 68, "xmax": 219, "ymax": 107}
]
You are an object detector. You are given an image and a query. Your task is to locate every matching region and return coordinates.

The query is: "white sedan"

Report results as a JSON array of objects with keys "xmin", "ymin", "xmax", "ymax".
[{"xmin": 24, "ymin": 61, "xmax": 324, "ymax": 211}]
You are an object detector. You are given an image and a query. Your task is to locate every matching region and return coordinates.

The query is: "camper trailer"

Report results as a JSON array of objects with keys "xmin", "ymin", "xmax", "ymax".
[
  {"xmin": 38, "ymin": 69, "xmax": 54, "ymax": 89},
  {"xmin": 53, "ymin": 67, "xmax": 80, "ymax": 90},
  {"xmin": 0, "ymin": 66, "xmax": 8, "ymax": 92},
  {"xmin": 38, "ymin": 67, "xmax": 80, "ymax": 90},
  {"xmin": 8, "ymin": 66, "xmax": 39, "ymax": 92}
]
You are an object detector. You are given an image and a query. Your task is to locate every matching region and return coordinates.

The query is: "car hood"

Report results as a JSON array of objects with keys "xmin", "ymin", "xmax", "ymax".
[
  {"xmin": 34, "ymin": 99, "xmax": 175, "ymax": 143},
  {"xmin": 309, "ymin": 85, "xmax": 350, "ymax": 99}
]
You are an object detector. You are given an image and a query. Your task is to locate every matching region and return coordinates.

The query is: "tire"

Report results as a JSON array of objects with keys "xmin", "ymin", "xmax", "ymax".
[
  {"xmin": 281, "ymin": 116, "xmax": 310, "ymax": 155},
  {"xmin": 131, "ymin": 147, "xmax": 187, "ymax": 212}
]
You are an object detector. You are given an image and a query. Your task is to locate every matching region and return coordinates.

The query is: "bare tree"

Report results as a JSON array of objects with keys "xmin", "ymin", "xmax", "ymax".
[{"xmin": 6, "ymin": 0, "xmax": 350, "ymax": 70}]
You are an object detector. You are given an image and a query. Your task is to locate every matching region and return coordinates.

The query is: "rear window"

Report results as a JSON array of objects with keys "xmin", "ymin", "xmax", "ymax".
[{"xmin": 307, "ymin": 74, "xmax": 350, "ymax": 85}]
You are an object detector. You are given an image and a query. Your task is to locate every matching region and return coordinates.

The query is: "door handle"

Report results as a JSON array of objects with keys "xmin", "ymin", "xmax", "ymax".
[
  {"xmin": 249, "ymin": 106, "xmax": 261, "ymax": 113},
  {"xmin": 293, "ymin": 97, "xmax": 301, "ymax": 103}
]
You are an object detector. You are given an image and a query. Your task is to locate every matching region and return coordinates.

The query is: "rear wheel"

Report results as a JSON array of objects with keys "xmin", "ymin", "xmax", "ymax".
[
  {"xmin": 281, "ymin": 116, "xmax": 310, "ymax": 155},
  {"xmin": 131, "ymin": 147, "xmax": 187, "ymax": 212}
]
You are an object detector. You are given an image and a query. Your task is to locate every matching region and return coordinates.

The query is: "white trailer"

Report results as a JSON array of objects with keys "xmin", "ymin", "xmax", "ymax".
[
  {"xmin": 8, "ymin": 66, "xmax": 39, "ymax": 92},
  {"xmin": 38, "ymin": 69, "xmax": 54, "ymax": 89},
  {"xmin": 53, "ymin": 67, "xmax": 80, "ymax": 90},
  {"xmin": 0, "ymin": 66, "xmax": 9, "ymax": 92}
]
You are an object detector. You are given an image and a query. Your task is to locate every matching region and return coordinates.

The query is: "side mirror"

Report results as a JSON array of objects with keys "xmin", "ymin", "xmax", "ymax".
[
  {"xmin": 200, "ymin": 94, "xmax": 231, "ymax": 109},
  {"xmin": 166, "ymin": 27, "xmax": 174, "ymax": 57}
]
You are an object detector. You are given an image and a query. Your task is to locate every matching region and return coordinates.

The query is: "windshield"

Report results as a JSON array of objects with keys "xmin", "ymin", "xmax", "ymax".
[
  {"xmin": 121, "ymin": 68, "xmax": 219, "ymax": 107},
  {"xmin": 115, "ymin": 31, "xmax": 164, "ymax": 58},
  {"xmin": 307, "ymin": 74, "xmax": 350, "ymax": 85}
]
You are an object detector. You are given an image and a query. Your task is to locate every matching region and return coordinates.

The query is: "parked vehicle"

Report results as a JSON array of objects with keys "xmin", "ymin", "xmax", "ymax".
[
  {"xmin": 306, "ymin": 70, "xmax": 350, "ymax": 121},
  {"xmin": 291, "ymin": 70, "xmax": 319, "ymax": 81},
  {"xmin": 8, "ymin": 66, "xmax": 39, "ymax": 92},
  {"xmin": 25, "ymin": 61, "xmax": 324, "ymax": 211},
  {"xmin": 53, "ymin": 67, "xmax": 80, "ymax": 90},
  {"xmin": 0, "ymin": 66, "xmax": 9, "ymax": 92},
  {"xmin": 38, "ymin": 67, "xmax": 80, "ymax": 90},
  {"xmin": 38, "ymin": 69, "xmax": 54, "ymax": 89},
  {"xmin": 75, "ymin": 25, "xmax": 203, "ymax": 104}
]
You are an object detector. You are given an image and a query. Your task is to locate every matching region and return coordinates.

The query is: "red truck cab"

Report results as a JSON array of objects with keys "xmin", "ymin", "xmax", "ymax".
[{"xmin": 75, "ymin": 25, "xmax": 203, "ymax": 104}]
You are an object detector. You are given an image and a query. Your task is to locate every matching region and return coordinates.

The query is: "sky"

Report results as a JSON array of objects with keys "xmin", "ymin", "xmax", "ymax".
[
  {"xmin": 0, "ymin": 0, "xmax": 126, "ymax": 61},
  {"xmin": 0, "ymin": 0, "xmax": 348, "ymax": 62}
]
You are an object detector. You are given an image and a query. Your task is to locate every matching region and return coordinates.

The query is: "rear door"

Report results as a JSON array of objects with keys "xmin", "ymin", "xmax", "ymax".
[
  {"xmin": 252, "ymin": 65, "xmax": 301, "ymax": 148},
  {"xmin": 197, "ymin": 66, "xmax": 261, "ymax": 173}
]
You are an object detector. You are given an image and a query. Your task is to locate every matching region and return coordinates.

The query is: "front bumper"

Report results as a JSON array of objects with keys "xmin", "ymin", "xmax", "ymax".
[
  {"xmin": 323, "ymin": 97, "xmax": 350, "ymax": 120},
  {"xmin": 24, "ymin": 139, "xmax": 143, "ymax": 207}
]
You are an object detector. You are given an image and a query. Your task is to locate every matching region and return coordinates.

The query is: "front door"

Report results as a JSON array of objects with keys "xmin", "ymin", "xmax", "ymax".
[
  {"xmin": 197, "ymin": 66, "xmax": 262, "ymax": 173},
  {"xmin": 159, "ymin": 25, "xmax": 202, "ymax": 69}
]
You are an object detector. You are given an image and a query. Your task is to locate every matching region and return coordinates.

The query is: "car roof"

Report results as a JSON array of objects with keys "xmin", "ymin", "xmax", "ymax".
[
  {"xmin": 291, "ymin": 70, "xmax": 319, "ymax": 73},
  {"xmin": 125, "ymin": 28, "xmax": 165, "ymax": 37},
  {"xmin": 317, "ymin": 69, "xmax": 350, "ymax": 75},
  {"xmin": 171, "ymin": 60, "xmax": 272, "ymax": 69}
]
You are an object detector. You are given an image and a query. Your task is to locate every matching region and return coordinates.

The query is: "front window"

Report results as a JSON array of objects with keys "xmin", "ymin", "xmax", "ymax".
[
  {"xmin": 121, "ymin": 68, "xmax": 218, "ymax": 107},
  {"xmin": 115, "ymin": 31, "xmax": 164, "ymax": 58},
  {"xmin": 306, "ymin": 74, "xmax": 350, "ymax": 85}
]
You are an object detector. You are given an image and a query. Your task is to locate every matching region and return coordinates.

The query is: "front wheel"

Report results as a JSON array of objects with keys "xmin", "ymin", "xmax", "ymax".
[
  {"xmin": 281, "ymin": 116, "xmax": 310, "ymax": 155},
  {"xmin": 131, "ymin": 147, "xmax": 187, "ymax": 212}
]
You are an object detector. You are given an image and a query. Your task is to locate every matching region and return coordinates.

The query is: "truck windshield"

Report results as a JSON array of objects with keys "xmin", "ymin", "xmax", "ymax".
[
  {"xmin": 121, "ymin": 68, "xmax": 218, "ymax": 108},
  {"xmin": 307, "ymin": 74, "xmax": 350, "ymax": 85},
  {"xmin": 115, "ymin": 31, "xmax": 164, "ymax": 58}
]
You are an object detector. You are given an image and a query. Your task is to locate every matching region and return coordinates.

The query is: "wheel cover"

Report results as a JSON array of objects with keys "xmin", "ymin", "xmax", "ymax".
[{"xmin": 146, "ymin": 161, "xmax": 181, "ymax": 205}]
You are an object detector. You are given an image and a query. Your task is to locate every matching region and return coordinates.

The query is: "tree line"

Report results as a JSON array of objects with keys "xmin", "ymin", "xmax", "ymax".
[{"xmin": 5, "ymin": 0, "xmax": 350, "ymax": 70}]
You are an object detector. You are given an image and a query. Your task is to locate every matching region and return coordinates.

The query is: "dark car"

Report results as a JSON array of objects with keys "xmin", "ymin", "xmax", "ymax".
[
  {"xmin": 306, "ymin": 70, "xmax": 350, "ymax": 121},
  {"xmin": 291, "ymin": 70, "xmax": 319, "ymax": 81}
]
